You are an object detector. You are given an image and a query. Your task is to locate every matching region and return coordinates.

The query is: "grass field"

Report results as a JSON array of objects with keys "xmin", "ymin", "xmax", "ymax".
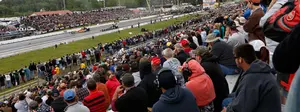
[{"xmin": 0, "ymin": 14, "xmax": 199, "ymax": 74}]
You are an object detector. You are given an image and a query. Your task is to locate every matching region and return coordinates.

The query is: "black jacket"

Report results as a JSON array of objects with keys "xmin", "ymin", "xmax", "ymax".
[
  {"xmin": 201, "ymin": 55, "xmax": 229, "ymax": 112},
  {"xmin": 175, "ymin": 50, "xmax": 190, "ymax": 65},
  {"xmin": 115, "ymin": 87, "xmax": 148, "ymax": 112},
  {"xmin": 138, "ymin": 61, "xmax": 162, "ymax": 107},
  {"xmin": 273, "ymin": 24, "xmax": 300, "ymax": 74},
  {"xmin": 227, "ymin": 60, "xmax": 281, "ymax": 112},
  {"xmin": 51, "ymin": 97, "xmax": 68, "ymax": 112},
  {"xmin": 211, "ymin": 40, "xmax": 237, "ymax": 68}
]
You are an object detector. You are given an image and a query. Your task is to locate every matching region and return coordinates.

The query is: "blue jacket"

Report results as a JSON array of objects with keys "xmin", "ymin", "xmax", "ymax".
[{"xmin": 152, "ymin": 86, "xmax": 199, "ymax": 112}]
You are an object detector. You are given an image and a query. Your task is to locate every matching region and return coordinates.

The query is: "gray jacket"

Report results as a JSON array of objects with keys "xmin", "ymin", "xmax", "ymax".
[{"xmin": 227, "ymin": 60, "xmax": 281, "ymax": 112}]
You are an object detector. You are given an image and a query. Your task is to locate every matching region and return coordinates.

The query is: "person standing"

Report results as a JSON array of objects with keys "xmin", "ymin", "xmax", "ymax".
[
  {"xmin": 15, "ymin": 94, "xmax": 29, "ymax": 112},
  {"xmin": 9, "ymin": 72, "xmax": 15, "ymax": 86},
  {"xmin": 5, "ymin": 74, "xmax": 11, "ymax": 88},
  {"xmin": 19, "ymin": 68, "xmax": 26, "ymax": 83},
  {"xmin": 243, "ymin": 0, "xmax": 265, "ymax": 43},
  {"xmin": 93, "ymin": 74, "xmax": 110, "ymax": 107},
  {"xmin": 83, "ymin": 79, "xmax": 108, "ymax": 112},
  {"xmin": 13, "ymin": 70, "xmax": 20, "ymax": 86},
  {"xmin": 0, "ymin": 74, "xmax": 5, "ymax": 90},
  {"xmin": 24, "ymin": 66, "xmax": 31, "ymax": 81},
  {"xmin": 223, "ymin": 44, "xmax": 281, "ymax": 112}
]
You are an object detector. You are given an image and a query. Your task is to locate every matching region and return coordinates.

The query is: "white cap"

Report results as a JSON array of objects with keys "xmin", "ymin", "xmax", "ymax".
[{"xmin": 249, "ymin": 40, "xmax": 266, "ymax": 51}]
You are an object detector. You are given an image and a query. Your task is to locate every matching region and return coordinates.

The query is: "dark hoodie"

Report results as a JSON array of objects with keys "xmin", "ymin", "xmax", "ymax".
[
  {"xmin": 201, "ymin": 55, "xmax": 229, "ymax": 112},
  {"xmin": 152, "ymin": 86, "xmax": 199, "ymax": 112},
  {"xmin": 227, "ymin": 60, "xmax": 281, "ymax": 112},
  {"xmin": 138, "ymin": 61, "xmax": 162, "ymax": 107}
]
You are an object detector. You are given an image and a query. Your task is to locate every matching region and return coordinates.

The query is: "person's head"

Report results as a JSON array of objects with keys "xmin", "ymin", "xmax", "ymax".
[
  {"xmin": 121, "ymin": 73, "xmax": 135, "ymax": 88},
  {"xmin": 64, "ymin": 89, "xmax": 77, "ymax": 104},
  {"xmin": 247, "ymin": 0, "xmax": 261, "ymax": 9},
  {"xmin": 87, "ymin": 79, "xmax": 97, "ymax": 91},
  {"xmin": 234, "ymin": 44, "xmax": 257, "ymax": 71},
  {"xmin": 156, "ymin": 68, "xmax": 177, "ymax": 92},
  {"xmin": 18, "ymin": 93, "xmax": 26, "ymax": 101},
  {"xmin": 174, "ymin": 43, "xmax": 184, "ymax": 54},
  {"xmin": 76, "ymin": 80, "xmax": 83, "ymax": 88},
  {"xmin": 52, "ymin": 88, "xmax": 60, "ymax": 98},
  {"xmin": 249, "ymin": 40, "xmax": 270, "ymax": 64},
  {"xmin": 205, "ymin": 33, "xmax": 220, "ymax": 47},
  {"xmin": 29, "ymin": 101, "xmax": 38, "ymax": 111},
  {"xmin": 195, "ymin": 46, "xmax": 211, "ymax": 63},
  {"xmin": 130, "ymin": 61, "xmax": 139, "ymax": 72},
  {"xmin": 34, "ymin": 96, "xmax": 43, "ymax": 104},
  {"xmin": 226, "ymin": 21, "xmax": 237, "ymax": 34},
  {"xmin": 162, "ymin": 48, "xmax": 174, "ymax": 59},
  {"xmin": 151, "ymin": 57, "xmax": 161, "ymax": 71}
]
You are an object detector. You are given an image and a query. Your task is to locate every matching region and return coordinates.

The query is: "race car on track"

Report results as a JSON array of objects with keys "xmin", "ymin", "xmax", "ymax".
[{"xmin": 78, "ymin": 27, "xmax": 90, "ymax": 33}]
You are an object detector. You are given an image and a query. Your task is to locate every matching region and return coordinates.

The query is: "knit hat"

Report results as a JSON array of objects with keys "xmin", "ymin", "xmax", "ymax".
[{"xmin": 158, "ymin": 68, "xmax": 177, "ymax": 89}]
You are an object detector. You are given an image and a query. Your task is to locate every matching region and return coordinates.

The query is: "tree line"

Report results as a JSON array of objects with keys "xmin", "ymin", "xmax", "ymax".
[{"xmin": 0, "ymin": 0, "xmax": 146, "ymax": 17}]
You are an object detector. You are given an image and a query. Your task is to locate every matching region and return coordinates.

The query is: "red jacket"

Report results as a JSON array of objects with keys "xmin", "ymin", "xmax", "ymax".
[
  {"xmin": 184, "ymin": 60, "xmax": 216, "ymax": 106},
  {"xmin": 106, "ymin": 76, "xmax": 120, "ymax": 100}
]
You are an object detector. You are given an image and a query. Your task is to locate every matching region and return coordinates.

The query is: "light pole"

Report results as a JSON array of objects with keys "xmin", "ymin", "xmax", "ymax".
[{"xmin": 63, "ymin": 0, "xmax": 66, "ymax": 10}]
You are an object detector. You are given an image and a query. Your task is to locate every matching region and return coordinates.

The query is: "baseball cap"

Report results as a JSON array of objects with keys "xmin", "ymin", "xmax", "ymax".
[
  {"xmin": 249, "ymin": 40, "xmax": 266, "ymax": 51},
  {"xmin": 180, "ymin": 39, "xmax": 189, "ymax": 46},
  {"xmin": 166, "ymin": 42, "xmax": 172, "ymax": 47},
  {"xmin": 63, "ymin": 89, "xmax": 76, "ymax": 101},
  {"xmin": 151, "ymin": 57, "xmax": 161, "ymax": 66}
]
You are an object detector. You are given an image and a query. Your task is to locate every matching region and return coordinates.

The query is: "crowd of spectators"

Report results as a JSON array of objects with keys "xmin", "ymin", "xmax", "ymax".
[
  {"xmin": 20, "ymin": 7, "xmax": 155, "ymax": 32},
  {"xmin": 1, "ymin": 0, "xmax": 300, "ymax": 112}
]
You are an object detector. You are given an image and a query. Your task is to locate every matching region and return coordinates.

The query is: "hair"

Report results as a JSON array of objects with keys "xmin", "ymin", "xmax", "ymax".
[
  {"xmin": 130, "ymin": 61, "xmax": 139, "ymax": 72},
  {"xmin": 34, "ymin": 96, "xmax": 43, "ymax": 104},
  {"xmin": 93, "ymin": 74, "xmax": 101, "ymax": 82},
  {"xmin": 76, "ymin": 80, "xmax": 83, "ymax": 88},
  {"xmin": 234, "ymin": 44, "xmax": 257, "ymax": 64},
  {"xmin": 162, "ymin": 48, "xmax": 174, "ymax": 58},
  {"xmin": 174, "ymin": 43, "xmax": 184, "ymax": 51},
  {"xmin": 19, "ymin": 94, "xmax": 26, "ymax": 101},
  {"xmin": 122, "ymin": 73, "xmax": 135, "ymax": 87},
  {"xmin": 87, "ymin": 79, "xmax": 97, "ymax": 91}
]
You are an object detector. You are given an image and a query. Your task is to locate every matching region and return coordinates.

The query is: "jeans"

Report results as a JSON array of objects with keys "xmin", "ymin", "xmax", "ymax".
[
  {"xmin": 285, "ymin": 67, "xmax": 300, "ymax": 112},
  {"xmin": 219, "ymin": 64, "xmax": 239, "ymax": 76},
  {"xmin": 6, "ymin": 81, "xmax": 11, "ymax": 88},
  {"xmin": 30, "ymin": 71, "xmax": 34, "ymax": 79}
]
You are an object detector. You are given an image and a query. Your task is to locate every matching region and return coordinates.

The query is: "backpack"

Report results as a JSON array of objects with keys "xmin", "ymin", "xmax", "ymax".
[{"xmin": 263, "ymin": 0, "xmax": 300, "ymax": 42}]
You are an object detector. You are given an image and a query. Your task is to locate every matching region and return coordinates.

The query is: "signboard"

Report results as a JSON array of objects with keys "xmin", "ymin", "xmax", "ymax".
[{"xmin": 203, "ymin": 0, "xmax": 216, "ymax": 8}]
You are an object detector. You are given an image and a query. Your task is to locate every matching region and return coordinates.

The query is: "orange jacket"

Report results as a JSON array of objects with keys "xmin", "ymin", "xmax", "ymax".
[
  {"xmin": 96, "ymin": 83, "xmax": 111, "ymax": 108},
  {"xmin": 184, "ymin": 60, "xmax": 216, "ymax": 106}
]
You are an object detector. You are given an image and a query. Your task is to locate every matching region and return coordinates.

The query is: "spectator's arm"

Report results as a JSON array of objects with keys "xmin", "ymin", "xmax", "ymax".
[{"xmin": 243, "ymin": 12, "xmax": 261, "ymax": 33}]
